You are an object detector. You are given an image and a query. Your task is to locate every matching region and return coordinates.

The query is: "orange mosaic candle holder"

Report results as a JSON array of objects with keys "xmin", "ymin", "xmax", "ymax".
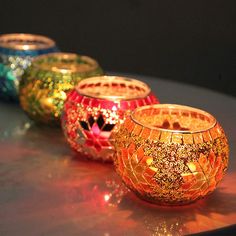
[
  {"xmin": 114, "ymin": 104, "xmax": 229, "ymax": 205},
  {"xmin": 62, "ymin": 76, "xmax": 159, "ymax": 162}
]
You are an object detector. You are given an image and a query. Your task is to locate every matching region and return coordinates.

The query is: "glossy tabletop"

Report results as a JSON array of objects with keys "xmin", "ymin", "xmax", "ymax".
[{"xmin": 0, "ymin": 73, "xmax": 236, "ymax": 236}]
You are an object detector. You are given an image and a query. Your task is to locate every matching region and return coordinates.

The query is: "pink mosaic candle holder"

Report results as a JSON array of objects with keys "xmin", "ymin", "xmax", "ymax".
[{"xmin": 62, "ymin": 76, "xmax": 159, "ymax": 162}]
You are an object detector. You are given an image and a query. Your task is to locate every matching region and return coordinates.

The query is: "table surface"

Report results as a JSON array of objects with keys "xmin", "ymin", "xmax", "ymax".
[{"xmin": 0, "ymin": 73, "xmax": 236, "ymax": 236}]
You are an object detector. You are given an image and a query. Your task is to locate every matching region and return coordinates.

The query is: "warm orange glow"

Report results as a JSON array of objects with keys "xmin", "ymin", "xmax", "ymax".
[
  {"xmin": 114, "ymin": 104, "xmax": 229, "ymax": 205},
  {"xmin": 104, "ymin": 194, "xmax": 111, "ymax": 202}
]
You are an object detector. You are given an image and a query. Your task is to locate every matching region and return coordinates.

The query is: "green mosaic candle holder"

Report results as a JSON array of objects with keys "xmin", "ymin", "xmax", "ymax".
[{"xmin": 19, "ymin": 52, "xmax": 103, "ymax": 125}]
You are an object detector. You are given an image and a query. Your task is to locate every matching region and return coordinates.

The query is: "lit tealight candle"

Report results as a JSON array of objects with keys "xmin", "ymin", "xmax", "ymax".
[
  {"xmin": 61, "ymin": 76, "xmax": 159, "ymax": 162},
  {"xmin": 19, "ymin": 52, "xmax": 103, "ymax": 124},
  {"xmin": 114, "ymin": 104, "xmax": 229, "ymax": 205}
]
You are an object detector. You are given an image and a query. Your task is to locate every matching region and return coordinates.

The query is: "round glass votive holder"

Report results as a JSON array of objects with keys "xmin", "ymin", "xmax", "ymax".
[
  {"xmin": 114, "ymin": 104, "xmax": 229, "ymax": 205},
  {"xmin": 19, "ymin": 52, "xmax": 103, "ymax": 125},
  {"xmin": 61, "ymin": 76, "xmax": 159, "ymax": 162},
  {"xmin": 0, "ymin": 33, "xmax": 58, "ymax": 101}
]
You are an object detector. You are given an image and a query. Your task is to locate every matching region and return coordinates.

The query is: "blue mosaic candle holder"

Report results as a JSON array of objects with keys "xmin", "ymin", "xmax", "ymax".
[{"xmin": 0, "ymin": 33, "xmax": 58, "ymax": 101}]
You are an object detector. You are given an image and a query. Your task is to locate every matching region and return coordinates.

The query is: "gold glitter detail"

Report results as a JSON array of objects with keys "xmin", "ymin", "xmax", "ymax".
[
  {"xmin": 19, "ymin": 53, "xmax": 103, "ymax": 124},
  {"xmin": 62, "ymin": 76, "xmax": 159, "ymax": 162},
  {"xmin": 0, "ymin": 54, "xmax": 32, "ymax": 87},
  {"xmin": 114, "ymin": 104, "xmax": 229, "ymax": 205}
]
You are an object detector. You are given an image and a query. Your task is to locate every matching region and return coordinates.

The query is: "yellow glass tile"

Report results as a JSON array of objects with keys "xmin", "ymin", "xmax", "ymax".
[
  {"xmin": 183, "ymin": 134, "xmax": 194, "ymax": 144},
  {"xmin": 149, "ymin": 166, "xmax": 158, "ymax": 172},
  {"xmin": 146, "ymin": 157, "xmax": 153, "ymax": 166},
  {"xmin": 193, "ymin": 133, "xmax": 203, "ymax": 144},
  {"xmin": 160, "ymin": 131, "xmax": 172, "ymax": 142},
  {"xmin": 149, "ymin": 129, "xmax": 160, "ymax": 141},
  {"xmin": 171, "ymin": 133, "xmax": 183, "ymax": 144},
  {"xmin": 187, "ymin": 162, "xmax": 197, "ymax": 172},
  {"xmin": 202, "ymin": 131, "xmax": 212, "ymax": 142}
]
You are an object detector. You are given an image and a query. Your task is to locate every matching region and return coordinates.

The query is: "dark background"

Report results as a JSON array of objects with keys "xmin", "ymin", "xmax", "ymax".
[{"xmin": 1, "ymin": 0, "xmax": 236, "ymax": 96}]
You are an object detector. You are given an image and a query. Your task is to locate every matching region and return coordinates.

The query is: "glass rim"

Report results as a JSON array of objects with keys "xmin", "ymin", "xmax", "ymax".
[
  {"xmin": 31, "ymin": 52, "xmax": 100, "ymax": 73},
  {"xmin": 0, "ymin": 33, "xmax": 56, "ymax": 50},
  {"xmin": 76, "ymin": 76, "xmax": 151, "ymax": 101},
  {"xmin": 131, "ymin": 104, "xmax": 217, "ymax": 134}
]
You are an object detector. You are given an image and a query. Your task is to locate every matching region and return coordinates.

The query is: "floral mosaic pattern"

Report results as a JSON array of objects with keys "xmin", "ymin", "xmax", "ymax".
[{"xmin": 62, "ymin": 76, "xmax": 159, "ymax": 162}]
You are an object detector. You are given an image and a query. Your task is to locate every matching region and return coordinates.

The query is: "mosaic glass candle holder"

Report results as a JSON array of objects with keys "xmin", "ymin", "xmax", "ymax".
[
  {"xmin": 114, "ymin": 104, "xmax": 229, "ymax": 205},
  {"xmin": 62, "ymin": 76, "xmax": 159, "ymax": 162},
  {"xmin": 19, "ymin": 52, "xmax": 103, "ymax": 125},
  {"xmin": 0, "ymin": 33, "xmax": 58, "ymax": 100}
]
